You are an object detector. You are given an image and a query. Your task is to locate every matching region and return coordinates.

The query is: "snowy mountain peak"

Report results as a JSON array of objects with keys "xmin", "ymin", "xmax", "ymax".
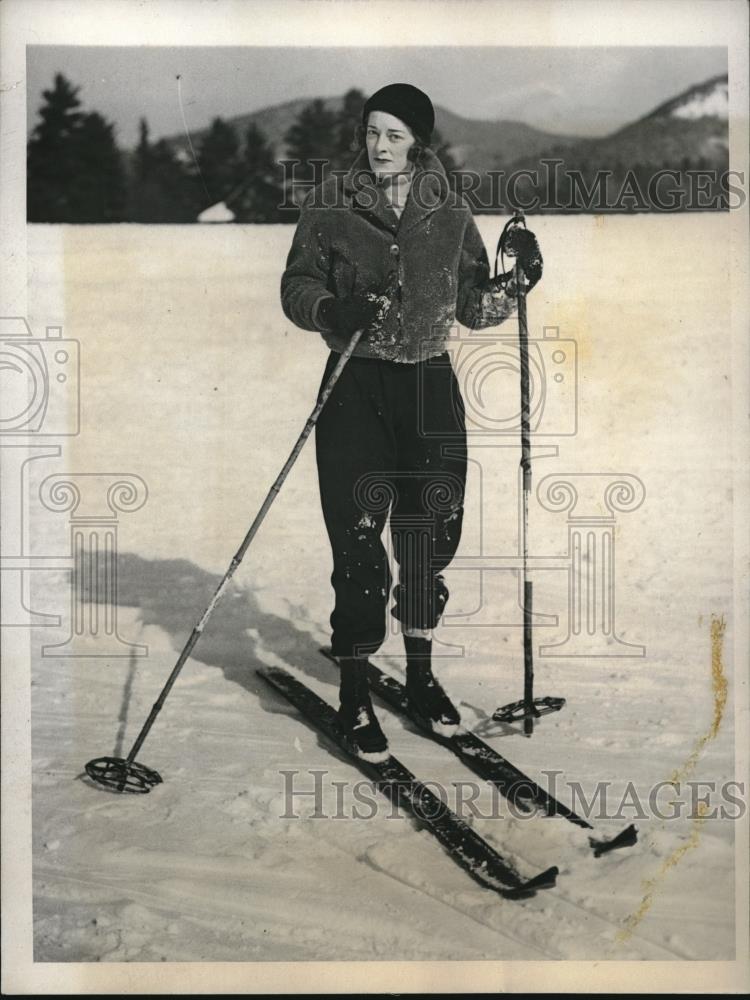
[
  {"xmin": 670, "ymin": 77, "xmax": 728, "ymax": 121},
  {"xmin": 646, "ymin": 73, "xmax": 729, "ymax": 122}
]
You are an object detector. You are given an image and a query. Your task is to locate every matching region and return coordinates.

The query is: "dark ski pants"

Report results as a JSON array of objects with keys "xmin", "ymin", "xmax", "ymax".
[{"xmin": 315, "ymin": 351, "xmax": 467, "ymax": 658}]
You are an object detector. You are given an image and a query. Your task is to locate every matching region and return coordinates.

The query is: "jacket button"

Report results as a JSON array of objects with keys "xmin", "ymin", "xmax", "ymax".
[{"xmin": 389, "ymin": 243, "xmax": 400, "ymax": 257}]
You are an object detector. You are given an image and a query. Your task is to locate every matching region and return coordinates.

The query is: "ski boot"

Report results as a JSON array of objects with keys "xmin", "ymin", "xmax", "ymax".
[
  {"xmin": 337, "ymin": 656, "xmax": 390, "ymax": 763},
  {"xmin": 404, "ymin": 636, "xmax": 461, "ymax": 738}
]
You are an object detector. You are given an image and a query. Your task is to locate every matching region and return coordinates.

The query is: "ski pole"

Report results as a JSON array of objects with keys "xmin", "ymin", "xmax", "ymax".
[
  {"xmin": 515, "ymin": 258, "xmax": 536, "ymax": 736},
  {"xmin": 492, "ymin": 212, "xmax": 565, "ymax": 735},
  {"xmin": 85, "ymin": 328, "xmax": 366, "ymax": 793}
]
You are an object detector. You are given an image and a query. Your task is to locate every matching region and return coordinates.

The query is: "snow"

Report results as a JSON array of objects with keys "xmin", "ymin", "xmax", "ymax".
[
  {"xmin": 22, "ymin": 215, "xmax": 740, "ymax": 963},
  {"xmin": 671, "ymin": 80, "xmax": 729, "ymax": 120},
  {"xmin": 197, "ymin": 201, "xmax": 236, "ymax": 223}
]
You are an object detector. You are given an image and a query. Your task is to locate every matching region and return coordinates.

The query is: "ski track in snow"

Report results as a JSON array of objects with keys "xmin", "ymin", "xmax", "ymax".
[
  {"xmin": 31, "ymin": 606, "xmax": 734, "ymax": 963},
  {"xmin": 26, "ymin": 218, "xmax": 737, "ymax": 963}
]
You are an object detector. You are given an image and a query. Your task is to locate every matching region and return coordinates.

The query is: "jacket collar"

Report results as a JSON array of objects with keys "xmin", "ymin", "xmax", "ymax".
[{"xmin": 342, "ymin": 148, "xmax": 450, "ymax": 234}]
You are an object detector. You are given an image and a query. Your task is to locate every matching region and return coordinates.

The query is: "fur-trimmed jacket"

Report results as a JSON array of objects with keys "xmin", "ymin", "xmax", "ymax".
[{"xmin": 280, "ymin": 148, "xmax": 516, "ymax": 363}]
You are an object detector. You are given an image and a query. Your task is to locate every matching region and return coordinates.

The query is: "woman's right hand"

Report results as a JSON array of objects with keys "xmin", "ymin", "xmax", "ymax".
[
  {"xmin": 318, "ymin": 274, "xmax": 398, "ymax": 337},
  {"xmin": 318, "ymin": 293, "xmax": 382, "ymax": 335}
]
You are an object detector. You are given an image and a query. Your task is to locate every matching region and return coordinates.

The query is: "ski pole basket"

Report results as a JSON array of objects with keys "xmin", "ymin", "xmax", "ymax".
[
  {"xmin": 492, "ymin": 696, "xmax": 566, "ymax": 725},
  {"xmin": 85, "ymin": 756, "xmax": 163, "ymax": 794}
]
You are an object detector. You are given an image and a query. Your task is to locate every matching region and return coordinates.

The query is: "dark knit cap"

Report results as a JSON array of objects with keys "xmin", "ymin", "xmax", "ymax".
[{"xmin": 363, "ymin": 83, "xmax": 435, "ymax": 144}]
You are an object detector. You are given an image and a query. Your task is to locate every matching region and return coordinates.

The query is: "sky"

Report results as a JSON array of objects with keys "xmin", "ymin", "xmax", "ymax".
[{"xmin": 26, "ymin": 45, "xmax": 728, "ymax": 149}]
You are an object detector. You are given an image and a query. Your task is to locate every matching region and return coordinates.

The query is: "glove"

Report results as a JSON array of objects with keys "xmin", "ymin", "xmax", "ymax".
[
  {"xmin": 318, "ymin": 294, "xmax": 380, "ymax": 336},
  {"xmin": 500, "ymin": 228, "xmax": 543, "ymax": 291},
  {"xmin": 489, "ymin": 269, "xmax": 518, "ymax": 297},
  {"xmin": 318, "ymin": 274, "xmax": 397, "ymax": 338}
]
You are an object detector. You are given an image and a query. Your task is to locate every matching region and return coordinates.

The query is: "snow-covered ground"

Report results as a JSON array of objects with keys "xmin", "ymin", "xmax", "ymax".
[{"xmin": 22, "ymin": 215, "xmax": 741, "ymax": 962}]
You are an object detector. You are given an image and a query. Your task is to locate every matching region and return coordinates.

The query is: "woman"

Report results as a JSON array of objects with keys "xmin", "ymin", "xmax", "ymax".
[{"xmin": 281, "ymin": 84, "xmax": 542, "ymax": 760}]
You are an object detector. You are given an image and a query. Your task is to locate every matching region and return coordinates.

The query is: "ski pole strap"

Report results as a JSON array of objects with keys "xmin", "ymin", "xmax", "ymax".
[{"xmin": 494, "ymin": 209, "xmax": 527, "ymax": 280}]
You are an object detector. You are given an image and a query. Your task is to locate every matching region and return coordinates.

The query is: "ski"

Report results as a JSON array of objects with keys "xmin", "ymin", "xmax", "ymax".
[
  {"xmin": 319, "ymin": 648, "xmax": 637, "ymax": 858},
  {"xmin": 257, "ymin": 664, "xmax": 558, "ymax": 900}
]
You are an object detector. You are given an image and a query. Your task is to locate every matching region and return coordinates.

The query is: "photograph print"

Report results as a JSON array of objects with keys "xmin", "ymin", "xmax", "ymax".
[{"xmin": 2, "ymin": 0, "xmax": 749, "ymax": 993}]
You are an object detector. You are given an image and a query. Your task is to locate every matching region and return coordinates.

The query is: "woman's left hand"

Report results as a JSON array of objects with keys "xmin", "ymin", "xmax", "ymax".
[{"xmin": 502, "ymin": 228, "xmax": 543, "ymax": 290}]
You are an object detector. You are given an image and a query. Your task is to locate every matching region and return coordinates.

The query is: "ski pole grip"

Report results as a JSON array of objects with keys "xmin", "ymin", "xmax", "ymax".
[{"xmin": 495, "ymin": 209, "xmax": 528, "ymax": 279}]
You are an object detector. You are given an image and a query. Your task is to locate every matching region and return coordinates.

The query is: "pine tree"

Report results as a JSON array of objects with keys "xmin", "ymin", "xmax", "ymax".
[
  {"xmin": 152, "ymin": 140, "xmax": 204, "ymax": 221},
  {"xmin": 27, "ymin": 73, "xmax": 84, "ymax": 221},
  {"xmin": 135, "ymin": 117, "xmax": 152, "ymax": 182},
  {"xmin": 127, "ymin": 117, "xmax": 157, "ymax": 221},
  {"xmin": 127, "ymin": 118, "xmax": 202, "ymax": 222},
  {"xmin": 68, "ymin": 112, "xmax": 127, "ymax": 222},
  {"xmin": 284, "ymin": 99, "xmax": 338, "ymax": 182},
  {"xmin": 333, "ymin": 88, "xmax": 366, "ymax": 169},
  {"xmin": 243, "ymin": 121, "xmax": 277, "ymax": 177},
  {"xmin": 431, "ymin": 126, "xmax": 461, "ymax": 184},
  {"xmin": 28, "ymin": 73, "xmax": 127, "ymax": 222},
  {"xmin": 227, "ymin": 122, "xmax": 285, "ymax": 223},
  {"xmin": 196, "ymin": 117, "xmax": 242, "ymax": 207}
]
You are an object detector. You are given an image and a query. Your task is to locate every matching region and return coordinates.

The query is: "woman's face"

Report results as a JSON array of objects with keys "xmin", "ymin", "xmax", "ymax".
[{"xmin": 365, "ymin": 110, "xmax": 415, "ymax": 178}]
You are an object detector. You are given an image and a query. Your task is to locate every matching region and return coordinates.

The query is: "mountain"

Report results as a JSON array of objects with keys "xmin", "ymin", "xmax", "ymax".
[
  {"xmin": 163, "ymin": 75, "xmax": 728, "ymax": 177},
  {"xmin": 531, "ymin": 74, "xmax": 729, "ymax": 172},
  {"xmin": 129, "ymin": 74, "xmax": 731, "ymax": 221},
  {"xmin": 415, "ymin": 106, "xmax": 580, "ymax": 171},
  {"xmin": 164, "ymin": 95, "xmax": 581, "ymax": 174},
  {"xmin": 646, "ymin": 72, "xmax": 728, "ymax": 122}
]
